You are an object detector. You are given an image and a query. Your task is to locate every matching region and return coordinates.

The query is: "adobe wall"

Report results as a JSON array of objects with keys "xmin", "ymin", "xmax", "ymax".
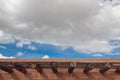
[{"xmin": 0, "ymin": 58, "xmax": 120, "ymax": 80}]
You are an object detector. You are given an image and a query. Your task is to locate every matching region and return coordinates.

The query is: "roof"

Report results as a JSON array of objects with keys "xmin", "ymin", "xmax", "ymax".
[{"xmin": 0, "ymin": 58, "xmax": 120, "ymax": 80}]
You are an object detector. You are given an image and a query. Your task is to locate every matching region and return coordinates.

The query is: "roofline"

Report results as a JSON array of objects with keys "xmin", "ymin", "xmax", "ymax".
[{"xmin": 0, "ymin": 58, "xmax": 120, "ymax": 62}]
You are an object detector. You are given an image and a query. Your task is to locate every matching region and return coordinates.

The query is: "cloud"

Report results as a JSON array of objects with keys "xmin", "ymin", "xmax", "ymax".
[
  {"xmin": 42, "ymin": 55, "xmax": 49, "ymax": 59},
  {"xmin": 16, "ymin": 40, "xmax": 31, "ymax": 48},
  {"xmin": 0, "ymin": 0, "xmax": 120, "ymax": 53},
  {"xmin": 0, "ymin": 30, "xmax": 15, "ymax": 44},
  {"xmin": 16, "ymin": 52, "xmax": 24, "ymax": 56},
  {"xmin": 0, "ymin": 46, "xmax": 7, "ymax": 49},
  {"xmin": 0, "ymin": 53, "xmax": 15, "ymax": 58},
  {"xmin": 92, "ymin": 54, "xmax": 103, "ymax": 57},
  {"xmin": 28, "ymin": 45, "xmax": 36, "ymax": 50}
]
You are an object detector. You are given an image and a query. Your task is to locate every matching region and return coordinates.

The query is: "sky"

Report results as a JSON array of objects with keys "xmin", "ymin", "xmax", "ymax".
[{"xmin": 0, "ymin": 0, "xmax": 120, "ymax": 58}]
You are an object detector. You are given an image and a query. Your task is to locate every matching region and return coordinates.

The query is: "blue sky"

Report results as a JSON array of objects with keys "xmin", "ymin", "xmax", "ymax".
[
  {"xmin": 0, "ymin": 0, "xmax": 120, "ymax": 58},
  {"xmin": 0, "ymin": 38, "xmax": 120, "ymax": 58}
]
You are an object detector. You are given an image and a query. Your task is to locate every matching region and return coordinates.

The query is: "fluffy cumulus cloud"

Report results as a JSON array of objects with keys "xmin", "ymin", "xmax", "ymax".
[
  {"xmin": 0, "ymin": 0, "xmax": 120, "ymax": 53},
  {"xmin": 16, "ymin": 52, "xmax": 24, "ymax": 56},
  {"xmin": 42, "ymin": 55, "xmax": 49, "ymax": 59},
  {"xmin": 28, "ymin": 45, "xmax": 36, "ymax": 50},
  {"xmin": 0, "ymin": 53, "xmax": 15, "ymax": 58},
  {"xmin": 16, "ymin": 39, "xmax": 31, "ymax": 48}
]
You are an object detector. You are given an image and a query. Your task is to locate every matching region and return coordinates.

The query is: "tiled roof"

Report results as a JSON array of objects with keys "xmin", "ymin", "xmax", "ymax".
[{"xmin": 0, "ymin": 58, "xmax": 120, "ymax": 80}]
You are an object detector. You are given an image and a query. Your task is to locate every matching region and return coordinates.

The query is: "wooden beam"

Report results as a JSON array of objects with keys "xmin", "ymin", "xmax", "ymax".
[
  {"xmin": 0, "ymin": 64, "xmax": 13, "ymax": 73},
  {"xmin": 14, "ymin": 63, "xmax": 27, "ymax": 74}
]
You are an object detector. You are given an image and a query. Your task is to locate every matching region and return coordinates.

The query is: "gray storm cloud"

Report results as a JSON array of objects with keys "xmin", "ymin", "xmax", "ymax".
[{"xmin": 0, "ymin": 0, "xmax": 120, "ymax": 52}]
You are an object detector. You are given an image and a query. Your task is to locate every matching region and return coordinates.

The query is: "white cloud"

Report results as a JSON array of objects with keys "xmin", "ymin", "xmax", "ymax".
[
  {"xmin": 0, "ymin": 0, "xmax": 120, "ymax": 53},
  {"xmin": 16, "ymin": 42, "xmax": 23, "ymax": 48},
  {"xmin": 0, "ymin": 46, "xmax": 7, "ymax": 49},
  {"xmin": 16, "ymin": 40, "xmax": 31, "ymax": 48},
  {"xmin": 0, "ymin": 53, "xmax": 15, "ymax": 58},
  {"xmin": 92, "ymin": 54, "xmax": 103, "ymax": 57},
  {"xmin": 73, "ymin": 40, "xmax": 115, "ymax": 53},
  {"xmin": 0, "ymin": 30, "xmax": 4, "ymax": 37},
  {"xmin": 28, "ymin": 45, "xmax": 36, "ymax": 50},
  {"xmin": 16, "ymin": 52, "xmax": 24, "ymax": 56},
  {"xmin": 42, "ymin": 55, "xmax": 49, "ymax": 59},
  {"xmin": 58, "ymin": 46, "xmax": 70, "ymax": 51},
  {"xmin": 0, "ymin": 30, "xmax": 15, "ymax": 44}
]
